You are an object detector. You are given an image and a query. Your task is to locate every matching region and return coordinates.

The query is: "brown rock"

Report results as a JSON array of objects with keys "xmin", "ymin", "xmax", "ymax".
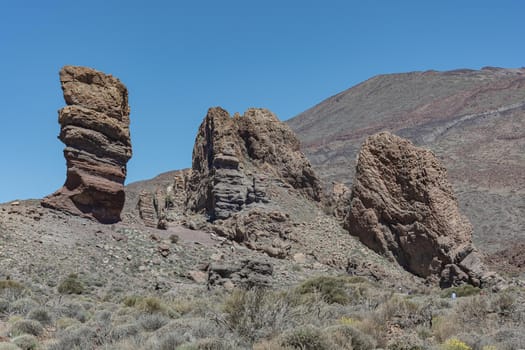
[
  {"xmin": 186, "ymin": 107, "xmax": 322, "ymax": 221},
  {"xmin": 346, "ymin": 132, "xmax": 475, "ymax": 284},
  {"xmin": 42, "ymin": 66, "xmax": 132, "ymax": 223},
  {"xmin": 137, "ymin": 191, "xmax": 157, "ymax": 228},
  {"xmin": 327, "ymin": 182, "xmax": 351, "ymax": 220},
  {"xmin": 207, "ymin": 259, "xmax": 273, "ymax": 289},
  {"xmin": 188, "ymin": 270, "xmax": 207, "ymax": 283},
  {"xmin": 213, "ymin": 208, "xmax": 292, "ymax": 258}
]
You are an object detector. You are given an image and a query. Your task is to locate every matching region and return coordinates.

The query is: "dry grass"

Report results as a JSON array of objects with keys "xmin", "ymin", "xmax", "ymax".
[{"xmin": 0, "ymin": 272, "xmax": 523, "ymax": 350}]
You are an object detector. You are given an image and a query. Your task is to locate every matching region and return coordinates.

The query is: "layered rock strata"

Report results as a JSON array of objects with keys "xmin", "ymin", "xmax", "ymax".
[
  {"xmin": 186, "ymin": 107, "xmax": 322, "ymax": 221},
  {"xmin": 42, "ymin": 66, "xmax": 132, "ymax": 223},
  {"xmin": 346, "ymin": 132, "xmax": 481, "ymax": 286}
]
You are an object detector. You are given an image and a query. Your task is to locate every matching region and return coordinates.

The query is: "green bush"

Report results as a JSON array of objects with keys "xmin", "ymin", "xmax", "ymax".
[
  {"xmin": 57, "ymin": 274, "xmax": 84, "ymax": 295},
  {"xmin": 295, "ymin": 276, "xmax": 351, "ymax": 304},
  {"xmin": 123, "ymin": 295, "xmax": 175, "ymax": 317},
  {"xmin": 441, "ymin": 338, "xmax": 472, "ymax": 350},
  {"xmin": 0, "ymin": 343, "xmax": 22, "ymax": 350},
  {"xmin": 440, "ymin": 285, "xmax": 480, "ymax": 298}
]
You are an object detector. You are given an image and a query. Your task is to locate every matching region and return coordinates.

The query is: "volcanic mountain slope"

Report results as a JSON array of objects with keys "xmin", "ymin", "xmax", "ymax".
[{"xmin": 287, "ymin": 67, "xmax": 525, "ymax": 254}]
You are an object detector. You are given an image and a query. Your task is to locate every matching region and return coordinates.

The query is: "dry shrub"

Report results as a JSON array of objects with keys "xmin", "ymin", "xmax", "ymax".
[
  {"xmin": 278, "ymin": 325, "xmax": 332, "ymax": 350},
  {"xmin": 325, "ymin": 324, "xmax": 376, "ymax": 350},
  {"xmin": 223, "ymin": 288, "xmax": 295, "ymax": 342},
  {"xmin": 12, "ymin": 334, "xmax": 38, "ymax": 350},
  {"xmin": 10, "ymin": 319, "xmax": 44, "ymax": 337},
  {"xmin": 432, "ymin": 314, "xmax": 460, "ymax": 342},
  {"xmin": 0, "ymin": 280, "xmax": 27, "ymax": 301},
  {"xmin": 57, "ymin": 274, "xmax": 84, "ymax": 295},
  {"xmin": 295, "ymin": 276, "xmax": 368, "ymax": 305}
]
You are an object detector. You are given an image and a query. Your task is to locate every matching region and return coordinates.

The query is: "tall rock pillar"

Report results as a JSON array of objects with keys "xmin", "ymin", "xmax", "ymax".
[{"xmin": 42, "ymin": 66, "xmax": 132, "ymax": 224}]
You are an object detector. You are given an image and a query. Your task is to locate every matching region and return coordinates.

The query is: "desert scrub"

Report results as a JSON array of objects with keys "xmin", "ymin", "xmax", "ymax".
[
  {"xmin": 27, "ymin": 307, "xmax": 52, "ymax": 325},
  {"xmin": 432, "ymin": 315, "xmax": 459, "ymax": 342},
  {"xmin": 10, "ymin": 297, "xmax": 38, "ymax": 315},
  {"xmin": 57, "ymin": 273, "xmax": 84, "ymax": 295},
  {"xmin": 175, "ymin": 337, "xmax": 240, "ymax": 350},
  {"xmin": 0, "ymin": 280, "xmax": 26, "ymax": 301},
  {"xmin": 47, "ymin": 325, "xmax": 101, "ymax": 350},
  {"xmin": 9, "ymin": 319, "xmax": 44, "ymax": 336},
  {"xmin": 440, "ymin": 285, "xmax": 480, "ymax": 298},
  {"xmin": 295, "ymin": 276, "xmax": 350, "ymax": 304},
  {"xmin": 0, "ymin": 344, "xmax": 22, "ymax": 350},
  {"xmin": 56, "ymin": 301, "xmax": 90, "ymax": 323},
  {"xmin": 441, "ymin": 338, "xmax": 472, "ymax": 350},
  {"xmin": 110, "ymin": 322, "xmax": 140, "ymax": 342},
  {"xmin": 138, "ymin": 313, "xmax": 169, "ymax": 331},
  {"xmin": 325, "ymin": 324, "xmax": 376, "ymax": 350},
  {"xmin": 223, "ymin": 288, "xmax": 294, "ymax": 342},
  {"xmin": 295, "ymin": 276, "xmax": 370, "ymax": 305},
  {"xmin": 122, "ymin": 295, "xmax": 177, "ymax": 317},
  {"xmin": 56, "ymin": 317, "xmax": 81, "ymax": 330},
  {"xmin": 339, "ymin": 316, "xmax": 360, "ymax": 326},
  {"xmin": 11, "ymin": 334, "xmax": 38, "ymax": 350},
  {"xmin": 278, "ymin": 325, "xmax": 333, "ymax": 350}
]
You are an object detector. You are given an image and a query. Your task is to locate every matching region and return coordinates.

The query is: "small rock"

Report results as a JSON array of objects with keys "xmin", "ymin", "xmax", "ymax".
[
  {"xmin": 188, "ymin": 270, "xmax": 207, "ymax": 283},
  {"xmin": 157, "ymin": 244, "xmax": 170, "ymax": 257},
  {"xmin": 150, "ymin": 233, "xmax": 161, "ymax": 241},
  {"xmin": 210, "ymin": 253, "xmax": 224, "ymax": 261},
  {"xmin": 293, "ymin": 252, "xmax": 307, "ymax": 264},
  {"xmin": 223, "ymin": 280, "xmax": 235, "ymax": 291}
]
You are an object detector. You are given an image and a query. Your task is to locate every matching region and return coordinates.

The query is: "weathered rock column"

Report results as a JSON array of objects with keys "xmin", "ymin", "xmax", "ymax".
[
  {"xmin": 185, "ymin": 107, "xmax": 322, "ymax": 221},
  {"xmin": 42, "ymin": 66, "xmax": 132, "ymax": 224}
]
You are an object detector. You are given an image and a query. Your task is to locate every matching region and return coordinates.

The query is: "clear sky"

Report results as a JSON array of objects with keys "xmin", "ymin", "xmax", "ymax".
[{"xmin": 1, "ymin": 0, "xmax": 524, "ymax": 203}]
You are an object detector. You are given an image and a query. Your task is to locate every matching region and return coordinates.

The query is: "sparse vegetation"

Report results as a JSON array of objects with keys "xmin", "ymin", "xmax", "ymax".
[
  {"xmin": 0, "ymin": 202, "xmax": 523, "ymax": 349},
  {"xmin": 440, "ymin": 285, "xmax": 481, "ymax": 298},
  {"xmin": 57, "ymin": 273, "xmax": 84, "ymax": 295}
]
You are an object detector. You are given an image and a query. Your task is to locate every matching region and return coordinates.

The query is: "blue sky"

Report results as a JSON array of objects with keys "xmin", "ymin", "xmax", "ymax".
[{"xmin": 1, "ymin": 0, "xmax": 524, "ymax": 202}]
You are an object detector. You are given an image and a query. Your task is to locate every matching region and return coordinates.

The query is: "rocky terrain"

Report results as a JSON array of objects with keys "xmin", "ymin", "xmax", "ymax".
[
  {"xmin": 287, "ymin": 67, "xmax": 525, "ymax": 259},
  {"xmin": 42, "ymin": 66, "xmax": 132, "ymax": 224},
  {"xmin": 0, "ymin": 66, "xmax": 524, "ymax": 349}
]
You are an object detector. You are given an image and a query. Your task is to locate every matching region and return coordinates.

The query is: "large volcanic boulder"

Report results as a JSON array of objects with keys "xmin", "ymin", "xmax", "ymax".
[
  {"xmin": 346, "ymin": 132, "xmax": 480, "ymax": 285},
  {"xmin": 42, "ymin": 66, "xmax": 132, "ymax": 223},
  {"xmin": 186, "ymin": 107, "xmax": 322, "ymax": 221}
]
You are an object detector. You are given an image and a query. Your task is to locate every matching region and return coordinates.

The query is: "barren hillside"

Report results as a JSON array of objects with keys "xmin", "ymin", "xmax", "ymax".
[{"xmin": 287, "ymin": 67, "xmax": 525, "ymax": 253}]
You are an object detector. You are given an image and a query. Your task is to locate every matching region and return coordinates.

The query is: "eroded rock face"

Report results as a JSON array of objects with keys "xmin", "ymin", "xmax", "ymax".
[
  {"xmin": 346, "ymin": 132, "xmax": 476, "ymax": 285},
  {"xmin": 186, "ymin": 107, "xmax": 322, "ymax": 221},
  {"xmin": 42, "ymin": 66, "xmax": 132, "ymax": 223}
]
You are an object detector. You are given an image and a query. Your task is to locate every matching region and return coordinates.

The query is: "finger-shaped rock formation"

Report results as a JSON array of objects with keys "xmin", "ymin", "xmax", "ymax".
[{"xmin": 42, "ymin": 66, "xmax": 132, "ymax": 224}]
